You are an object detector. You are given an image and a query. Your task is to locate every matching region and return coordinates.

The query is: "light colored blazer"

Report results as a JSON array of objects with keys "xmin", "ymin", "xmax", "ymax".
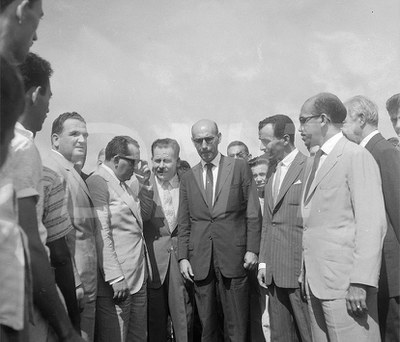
[
  {"xmin": 301, "ymin": 137, "xmax": 386, "ymax": 300},
  {"xmin": 43, "ymin": 150, "xmax": 98, "ymax": 301},
  {"xmin": 87, "ymin": 165, "xmax": 149, "ymax": 295}
]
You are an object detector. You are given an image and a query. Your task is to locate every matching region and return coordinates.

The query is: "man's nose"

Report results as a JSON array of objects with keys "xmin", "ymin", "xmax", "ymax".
[
  {"xmin": 33, "ymin": 31, "xmax": 38, "ymax": 42},
  {"xmin": 201, "ymin": 140, "xmax": 208, "ymax": 149}
]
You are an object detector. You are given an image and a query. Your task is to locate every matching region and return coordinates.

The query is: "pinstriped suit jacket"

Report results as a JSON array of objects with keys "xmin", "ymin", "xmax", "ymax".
[{"xmin": 259, "ymin": 151, "xmax": 307, "ymax": 288}]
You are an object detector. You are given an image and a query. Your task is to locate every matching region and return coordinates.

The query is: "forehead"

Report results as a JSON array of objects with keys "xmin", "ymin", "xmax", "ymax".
[
  {"xmin": 228, "ymin": 145, "xmax": 246, "ymax": 154},
  {"xmin": 153, "ymin": 146, "xmax": 176, "ymax": 158},
  {"xmin": 252, "ymin": 164, "xmax": 268, "ymax": 173},
  {"xmin": 259, "ymin": 123, "xmax": 275, "ymax": 139},
  {"xmin": 192, "ymin": 123, "xmax": 218, "ymax": 138},
  {"xmin": 61, "ymin": 118, "xmax": 87, "ymax": 133},
  {"xmin": 300, "ymin": 100, "xmax": 315, "ymax": 116}
]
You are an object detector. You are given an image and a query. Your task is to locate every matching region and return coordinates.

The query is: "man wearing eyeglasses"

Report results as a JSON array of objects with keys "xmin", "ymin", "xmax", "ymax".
[
  {"xmin": 227, "ymin": 141, "xmax": 252, "ymax": 161},
  {"xmin": 298, "ymin": 93, "xmax": 386, "ymax": 341},
  {"xmin": 86, "ymin": 136, "xmax": 150, "ymax": 342},
  {"xmin": 178, "ymin": 119, "xmax": 261, "ymax": 341}
]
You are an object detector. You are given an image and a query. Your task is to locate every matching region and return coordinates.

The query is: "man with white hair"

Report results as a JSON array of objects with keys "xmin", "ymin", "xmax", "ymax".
[{"xmin": 343, "ymin": 95, "xmax": 400, "ymax": 341}]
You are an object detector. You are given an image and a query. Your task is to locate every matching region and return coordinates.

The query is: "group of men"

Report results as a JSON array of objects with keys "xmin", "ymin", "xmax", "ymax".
[{"xmin": 1, "ymin": 1, "xmax": 400, "ymax": 342}]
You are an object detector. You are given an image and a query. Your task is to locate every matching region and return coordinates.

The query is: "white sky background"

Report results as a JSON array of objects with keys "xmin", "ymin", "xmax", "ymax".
[{"xmin": 33, "ymin": 0, "xmax": 400, "ymax": 172}]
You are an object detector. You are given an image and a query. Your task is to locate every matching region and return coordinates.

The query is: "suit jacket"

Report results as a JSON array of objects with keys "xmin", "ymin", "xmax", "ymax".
[
  {"xmin": 259, "ymin": 151, "xmax": 307, "ymax": 288},
  {"xmin": 139, "ymin": 175, "xmax": 180, "ymax": 289},
  {"xmin": 43, "ymin": 150, "xmax": 98, "ymax": 301},
  {"xmin": 178, "ymin": 155, "xmax": 262, "ymax": 281},
  {"xmin": 301, "ymin": 137, "xmax": 386, "ymax": 300},
  {"xmin": 86, "ymin": 165, "xmax": 149, "ymax": 295},
  {"xmin": 365, "ymin": 132, "xmax": 400, "ymax": 297}
]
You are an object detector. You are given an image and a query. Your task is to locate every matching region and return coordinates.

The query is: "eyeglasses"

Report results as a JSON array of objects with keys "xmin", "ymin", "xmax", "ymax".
[
  {"xmin": 118, "ymin": 155, "xmax": 140, "ymax": 166},
  {"xmin": 299, "ymin": 114, "xmax": 321, "ymax": 125},
  {"xmin": 192, "ymin": 136, "xmax": 216, "ymax": 145}
]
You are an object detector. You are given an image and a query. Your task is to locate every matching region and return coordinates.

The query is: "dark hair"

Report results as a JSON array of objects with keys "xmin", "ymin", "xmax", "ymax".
[
  {"xmin": 310, "ymin": 92, "xmax": 347, "ymax": 124},
  {"xmin": 105, "ymin": 136, "xmax": 139, "ymax": 161},
  {"xmin": 18, "ymin": 52, "xmax": 52, "ymax": 94},
  {"xmin": 0, "ymin": 0, "xmax": 39, "ymax": 13},
  {"xmin": 258, "ymin": 114, "xmax": 295, "ymax": 145},
  {"xmin": 151, "ymin": 138, "xmax": 180, "ymax": 159},
  {"xmin": 248, "ymin": 156, "xmax": 269, "ymax": 169},
  {"xmin": 227, "ymin": 140, "xmax": 249, "ymax": 154},
  {"xmin": 0, "ymin": 57, "xmax": 24, "ymax": 143},
  {"xmin": 51, "ymin": 112, "xmax": 86, "ymax": 135},
  {"xmin": 386, "ymin": 94, "xmax": 400, "ymax": 115}
]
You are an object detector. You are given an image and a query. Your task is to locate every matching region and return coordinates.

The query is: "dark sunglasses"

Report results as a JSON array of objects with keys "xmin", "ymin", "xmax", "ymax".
[
  {"xmin": 299, "ymin": 114, "xmax": 322, "ymax": 125},
  {"xmin": 192, "ymin": 136, "xmax": 216, "ymax": 145}
]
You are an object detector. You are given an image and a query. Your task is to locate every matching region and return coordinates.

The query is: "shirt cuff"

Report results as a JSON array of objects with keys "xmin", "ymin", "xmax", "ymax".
[
  {"xmin": 258, "ymin": 263, "xmax": 266, "ymax": 270},
  {"xmin": 109, "ymin": 276, "xmax": 125, "ymax": 286}
]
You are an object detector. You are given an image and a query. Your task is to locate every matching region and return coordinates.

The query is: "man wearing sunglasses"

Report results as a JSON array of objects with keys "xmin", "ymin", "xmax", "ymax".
[
  {"xmin": 178, "ymin": 119, "xmax": 261, "ymax": 341},
  {"xmin": 298, "ymin": 92, "xmax": 386, "ymax": 341},
  {"xmin": 86, "ymin": 136, "xmax": 150, "ymax": 342}
]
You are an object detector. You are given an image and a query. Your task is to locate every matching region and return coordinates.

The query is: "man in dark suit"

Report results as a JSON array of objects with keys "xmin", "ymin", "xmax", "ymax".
[
  {"xmin": 343, "ymin": 95, "xmax": 400, "ymax": 341},
  {"xmin": 257, "ymin": 114, "xmax": 312, "ymax": 342},
  {"xmin": 139, "ymin": 138, "xmax": 193, "ymax": 342},
  {"xmin": 386, "ymin": 93, "xmax": 400, "ymax": 138},
  {"xmin": 178, "ymin": 119, "xmax": 261, "ymax": 342}
]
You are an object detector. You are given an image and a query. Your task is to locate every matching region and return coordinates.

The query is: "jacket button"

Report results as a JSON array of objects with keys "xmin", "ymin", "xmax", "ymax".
[
  {"xmin": 209, "ymin": 236, "xmax": 212, "ymax": 240},
  {"xmin": 210, "ymin": 219, "xmax": 214, "ymax": 223}
]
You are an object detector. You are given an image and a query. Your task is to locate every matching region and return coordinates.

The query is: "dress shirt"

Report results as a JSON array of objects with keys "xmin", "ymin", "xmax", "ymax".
[
  {"xmin": 200, "ymin": 152, "xmax": 221, "ymax": 206},
  {"xmin": 317, "ymin": 132, "xmax": 344, "ymax": 172},
  {"xmin": 271, "ymin": 148, "xmax": 298, "ymax": 196},
  {"xmin": 155, "ymin": 174, "xmax": 180, "ymax": 219},
  {"xmin": 360, "ymin": 130, "xmax": 379, "ymax": 148}
]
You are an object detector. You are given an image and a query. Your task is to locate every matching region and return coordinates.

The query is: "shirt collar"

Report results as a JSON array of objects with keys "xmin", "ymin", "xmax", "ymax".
[
  {"xmin": 360, "ymin": 130, "xmax": 379, "ymax": 148},
  {"xmin": 320, "ymin": 132, "xmax": 343, "ymax": 155},
  {"xmin": 280, "ymin": 148, "xmax": 298, "ymax": 167},
  {"xmin": 15, "ymin": 122, "xmax": 33, "ymax": 140},
  {"xmin": 155, "ymin": 173, "xmax": 179, "ymax": 188},
  {"xmin": 201, "ymin": 152, "xmax": 221, "ymax": 168},
  {"xmin": 101, "ymin": 164, "xmax": 121, "ymax": 184}
]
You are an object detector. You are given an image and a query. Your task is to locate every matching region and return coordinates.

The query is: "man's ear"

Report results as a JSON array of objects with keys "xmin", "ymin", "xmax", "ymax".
[
  {"xmin": 51, "ymin": 133, "xmax": 60, "ymax": 149},
  {"xmin": 358, "ymin": 113, "xmax": 367, "ymax": 126},
  {"xmin": 16, "ymin": 0, "xmax": 30, "ymax": 24},
  {"xmin": 282, "ymin": 134, "xmax": 290, "ymax": 145},
  {"xmin": 217, "ymin": 132, "xmax": 222, "ymax": 143},
  {"xmin": 31, "ymin": 86, "xmax": 42, "ymax": 104}
]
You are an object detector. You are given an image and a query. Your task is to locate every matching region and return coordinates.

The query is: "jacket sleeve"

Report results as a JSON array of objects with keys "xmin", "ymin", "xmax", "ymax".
[
  {"xmin": 177, "ymin": 173, "xmax": 191, "ymax": 261},
  {"xmin": 243, "ymin": 162, "xmax": 262, "ymax": 254},
  {"xmin": 86, "ymin": 175, "xmax": 124, "ymax": 283},
  {"xmin": 348, "ymin": 148, "xmax": 387, "ymax": 287}
]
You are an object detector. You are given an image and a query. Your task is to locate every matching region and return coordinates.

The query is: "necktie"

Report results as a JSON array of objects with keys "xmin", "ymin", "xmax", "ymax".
[
  {"xmin": 272, "ymin": 161, "xmax": 282, "ymax": 205},
  {"xmin": 304, "ymin": 149, "xmax": 324, "ymax": 203},
  {"xmin": 205, "ymin": 163, "xmax": 214, "ymax": 208},
  {"xmin": 162, "ymin": 181, "xmax": 176, "ymax": 232},
  {"xmin": 120, "ymin": 181, "xmax": 127, "ymax": 192}
]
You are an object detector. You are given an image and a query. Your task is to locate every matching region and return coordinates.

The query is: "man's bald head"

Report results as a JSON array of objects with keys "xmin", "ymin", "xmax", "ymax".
[
  {"xmin": 191, "ymin": 119, "xmax": 221, "ymax": 163},
  {"xmin": 191, "ymin": 119, "xmax": 219, "ymax": 137}
]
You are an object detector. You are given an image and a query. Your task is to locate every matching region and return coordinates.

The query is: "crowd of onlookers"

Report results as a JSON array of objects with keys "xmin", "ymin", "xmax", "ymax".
[{"xmin": 1, "ymin": 1, "xmax": 400, "ymax": 342}]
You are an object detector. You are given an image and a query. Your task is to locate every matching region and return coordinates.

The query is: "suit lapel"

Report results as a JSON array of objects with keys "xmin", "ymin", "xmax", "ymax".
[
  {"xmin": 192, "ymin": 163, "xmax": 208, "ymax": 207},
  {"xmin": 305, "ymin": 137, "xmax": 346, "ymax": 203},
  {"xmin": 99, "ymin": 166, "xmax": 143, "ymax": 228},
  {"xmin": 274, "ymin": 152, "xmax": 304, "ymax": 210},
  {"xmin": 214, "ymin": 156, "xmax": 233, "ymax": 204},
  {"xmin": 265, "ymin": 174, "xmax": 274, "ymax": 213}
]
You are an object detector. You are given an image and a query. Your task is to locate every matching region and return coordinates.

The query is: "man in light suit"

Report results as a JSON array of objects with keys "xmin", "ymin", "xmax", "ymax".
[
  {"xmin": 298, "ymin": 92, "xmax": 386, "ymax": 341},
  {"xmin": 343, "ymin": 95, "xmax": 400, "ymax": 341},
  {"xmin": 139, "ymin": 138, "xmax": 193, "ymax": 342},
  {"xmin": 178, "ymin": 119, "xmax": 261, "ymax": 342},
  {"xmin": 87, "ymin": 136, "xmax": 149, "ymax": 342},
  {"xmin": 44, "ymin": 112, "xmax": 98, "ymax": 341},
  {"xmin": 257, "ymin": 114, "xmax": 311, "ymax": 342}
]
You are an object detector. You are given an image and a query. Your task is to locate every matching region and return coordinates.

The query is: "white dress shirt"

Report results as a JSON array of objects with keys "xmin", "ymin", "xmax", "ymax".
[
  {"xmin": 318, "ymin": 132, "xmax": 344, "ymax": 172},
  {"xmin": 155, "ymin": 174, "xmax": 180, "ymax": 220},
  {"xmin": 200, "ymin": 152, "xmax": 221, "ymax": 206}
]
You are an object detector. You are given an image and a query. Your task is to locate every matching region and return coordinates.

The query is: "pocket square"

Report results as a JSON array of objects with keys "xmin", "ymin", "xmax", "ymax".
[{"xmin": 294, "ymin": 180, "xmax": 302, "ymax": 185}]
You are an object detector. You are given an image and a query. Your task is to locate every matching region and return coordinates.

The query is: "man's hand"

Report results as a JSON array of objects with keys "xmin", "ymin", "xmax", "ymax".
[
  {"xmin": 243, "ymin": 251, "xmax": 258, "ymax": 270},
  {"xmin": 179, "ymin": 259, "xmax": 194, "ymax": 283},
  {"xmin": 76, "ymin": 284, "xmax": 85, "ymax": 312},
  {"xmin": 257, "ymin": 268, "xmax": 268, "ymax": 289},
  {"xmin": 112, "ymin": 278, "xmax": 130, "ymax": 303},
  {"xmin": 135, "ymin": 160, "xmax": 151, "ymax": 185},
  {"xmin": 345, "ymin": 283, "xmax": 368, "ymax": 317}
]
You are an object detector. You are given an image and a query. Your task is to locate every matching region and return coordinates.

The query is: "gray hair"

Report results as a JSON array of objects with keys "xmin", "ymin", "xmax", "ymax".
[{"xmin": 345, "ymin": 95, "xmax": 379, "ymax": 127}]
